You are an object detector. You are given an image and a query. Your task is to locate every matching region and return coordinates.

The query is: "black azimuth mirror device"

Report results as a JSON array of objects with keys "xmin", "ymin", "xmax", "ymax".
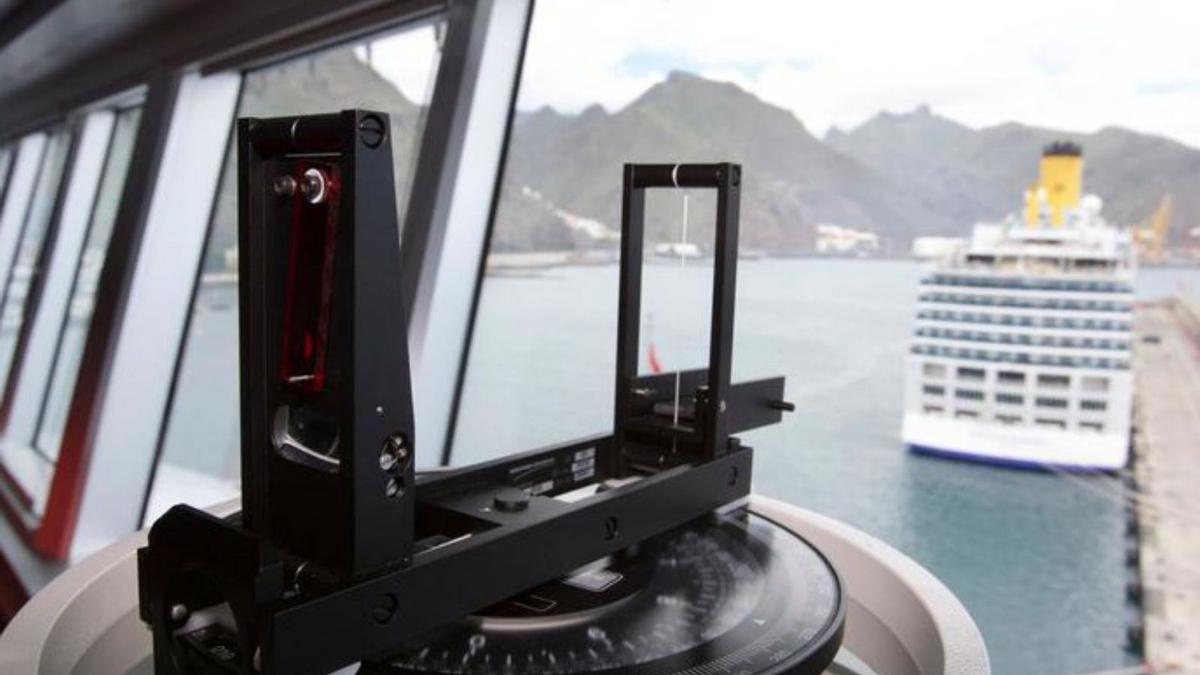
[{"xmin": 138, "ymin": 110, "xmax": 844, "ymax": 675}]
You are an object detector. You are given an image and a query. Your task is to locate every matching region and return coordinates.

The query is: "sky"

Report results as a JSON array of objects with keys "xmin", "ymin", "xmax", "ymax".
[{"xmin": 509, "ymin": 0, "xmax": 1200, "ymax": 148}]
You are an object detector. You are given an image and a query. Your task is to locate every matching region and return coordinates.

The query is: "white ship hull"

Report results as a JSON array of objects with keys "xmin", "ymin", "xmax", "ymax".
[
  {"xmin": 902, "ymin": 411, "xmax": 1128, "ymax": 470},
  {"xmin": 903, "ymin": 203, "xmax": 1136, "ymax": 471}
]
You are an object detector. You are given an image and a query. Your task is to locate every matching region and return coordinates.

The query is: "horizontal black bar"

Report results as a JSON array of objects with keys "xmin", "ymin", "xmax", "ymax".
[
  {"xmin": 267, "ymin": 448, "xmax": 753, "ymax": 674},
  {"xmin": 723, "ymin": 376, "xmax": 788, "ymax": 433},
  {"xmin": 628, "ymin": 162, "xmax": 738, "ymax": 189},
  {"xmin": 247, "ymin": 112, "xmax": 344, "ymax": 153}
]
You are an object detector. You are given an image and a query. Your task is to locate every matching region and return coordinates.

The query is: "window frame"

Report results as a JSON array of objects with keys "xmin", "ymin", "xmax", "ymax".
[
  {"xmin": 0, "ymin": 0, "xmax": 528, "ymax": 580},
  {"xmin": 0, "ymin": 90, "xmax": 151, "ymax": 556},
  {"xmin": 130, "ymin": 0, "xmax": 533, "ymax": 531},
  {"xmin": 134, "ymin": 12, "xmax": 453, "ymax": 529},
  {"xmin": 439, "ymin": 0, "xmax": 538, "ymax": 464},
  {"xmin": 28, "ymin": 105, "xmax": 146, "ymax": 459},
  {"xmin": 0, "ymin": 121, "xmax": 83, "ymax": 519}
]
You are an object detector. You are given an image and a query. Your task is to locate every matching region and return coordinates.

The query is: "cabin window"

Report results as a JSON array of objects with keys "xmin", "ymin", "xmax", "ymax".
[
  {"xmin": 956, "ymin": 366, "xmax": 985, "ymax": 381},
  {"xmin": 997, "ymin": 370, "xmax": 1025, "ymax": 385},
  {"xmin": 1081, "ymin": 376, "xmax": 1109, "ymax": 392},
  {"xmin": 143, "ymin": 18, "xmax": 445, "ymax": 524},
  {"xmin": 1080, "ymin": 399, "xmax": 1107, "ymax": 412},
  {"xmin": 1035, "ymin": 397, "xmax": 1068, "ymax": 409},
  {"xmin": 996, "ymin": 392, "xmax": 1024, "ymax": 405},
  {"xmin": 922, "ymin": 363, "xmax": 946, "ymax": 378},
  {"xmin": 1037, "ymin": 373, "xmax": 1070, "ymax": 389},
  {"xmin": 954, "ymin": 389, "xmax": 984, "ymax": 401},
  {"xmin": 922, "ymin": 385, "xmax": 945, "ymax": 396}
]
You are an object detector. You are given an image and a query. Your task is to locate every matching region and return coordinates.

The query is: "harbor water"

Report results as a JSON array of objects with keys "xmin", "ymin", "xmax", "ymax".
[{"xmin": 452, "ymin": 258, "xmax": 1194, "ymax": 675}]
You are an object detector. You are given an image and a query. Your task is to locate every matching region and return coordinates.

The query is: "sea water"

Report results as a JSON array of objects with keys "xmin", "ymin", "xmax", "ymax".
[{"xmin": 453, "ymin": 258, "xmax": 1194, "ymax": 674}]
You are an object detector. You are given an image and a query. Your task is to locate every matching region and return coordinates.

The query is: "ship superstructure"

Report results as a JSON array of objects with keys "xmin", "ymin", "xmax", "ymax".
[{"xmin": 903, "ymin": 143, "xmax": 1136, "ymax": 469}]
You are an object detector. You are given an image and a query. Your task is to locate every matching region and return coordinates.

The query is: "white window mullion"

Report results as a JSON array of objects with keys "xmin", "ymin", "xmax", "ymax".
[{"xmin": 71, "ymin": 71, "xmax": 241, "ymax": 560}]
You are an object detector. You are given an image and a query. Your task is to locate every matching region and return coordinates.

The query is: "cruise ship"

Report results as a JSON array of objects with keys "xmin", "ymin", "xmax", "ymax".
[{"xmin": 903, "ymin": 142, "xmax": 1136, "ymax": 470}]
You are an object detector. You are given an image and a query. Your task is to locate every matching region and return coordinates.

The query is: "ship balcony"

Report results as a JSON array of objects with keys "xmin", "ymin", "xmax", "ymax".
[
  {"xmin": 916, "ymin": 276, "xmax": 1132, "ymax": 296},
  {"xmin": 921, "ymin": 264, "xmax": 1137, "ymax": 284},
  {"xmin": 912, "ymin": 328, "xmax": 1131, "ymax": 352},
  {"xmin": 915, "ymin": 304, "xmax": 1134, "ymax": 326},
  {"xmin": 913, "ymin": 336, "xmax": 1131, "ymax": 360},
  {"xmin": 910, "ymin": 342, "xmax": 1132, "ymax": 370},
  {"xmin": 916, "ymin": 297, "xmax": 1134, "ymax": 315},
  {"xmin": 914, "ymin": 317, "xmax": 1133, "ymax": 340}
]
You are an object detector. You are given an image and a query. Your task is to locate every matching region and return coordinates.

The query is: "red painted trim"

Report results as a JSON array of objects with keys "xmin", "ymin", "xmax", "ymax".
[
  {"xmin": 33, "ymin": 408, "xmax": 97, "ymax": 557},
  {"xmin": 0, "ymin": 547, "xmax": 31, "ymax": 625}
]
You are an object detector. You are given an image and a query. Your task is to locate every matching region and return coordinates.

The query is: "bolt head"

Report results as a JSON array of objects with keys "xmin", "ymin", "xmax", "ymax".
[
  {"xmin": 358, "ymin": 114, "xmax": 387, "ymax": 148},
  {"xmin": 386, "ymin": 434, "xmax": 408, "ymax": 456},
  {"xmin": 169, "ymin": 603, "xmax": 189, "ymax": 624},
  {"xmin": 299, "ymin": 168, "xmax": 328, "ymax": 204},
  {"xmin": 379, "ymin": 451, "xmax": 397, "ymax": 472},
  {"xmin": 272, "ymin": 175, "xmax": 296, "ymax": 197}
]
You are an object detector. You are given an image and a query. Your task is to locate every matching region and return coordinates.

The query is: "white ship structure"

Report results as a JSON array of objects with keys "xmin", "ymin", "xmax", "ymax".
[{"xmin": 903, "ymin": 142, "xmax": 1136, "ymax": 470}]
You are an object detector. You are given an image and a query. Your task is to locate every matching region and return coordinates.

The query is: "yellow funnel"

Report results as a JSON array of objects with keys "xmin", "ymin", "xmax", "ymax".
[{"xmin": 1028, "ymin": 142, "xmax": 1083, "ymax": 228}]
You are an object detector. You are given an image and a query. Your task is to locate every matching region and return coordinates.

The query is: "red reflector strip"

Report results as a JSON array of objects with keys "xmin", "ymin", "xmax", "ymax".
[{"xmin": 279, "ymin": 162, "xmax": 339, "ymax": 393}]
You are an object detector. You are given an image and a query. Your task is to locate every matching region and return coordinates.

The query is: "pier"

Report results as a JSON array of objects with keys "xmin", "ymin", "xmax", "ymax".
[{"xmin": 1131, "ymin": 297, "xmax": 1200, "ymax": 673}]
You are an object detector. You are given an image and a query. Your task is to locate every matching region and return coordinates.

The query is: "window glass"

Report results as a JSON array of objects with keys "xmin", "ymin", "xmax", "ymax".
[
  {"xmin": 0, "ymin": 129, "xmax": 73, "ymax": 395},
  {"xmin": 451, "ymin": 3, "xmax": 1183, "ymax": 673},
  {"xmin": 144, "ymin": 18, "xmax": 444, "ymax": 522},
  {"xmin": 35, "ymin": 107, "xmax": 143, "ymax": 458}
]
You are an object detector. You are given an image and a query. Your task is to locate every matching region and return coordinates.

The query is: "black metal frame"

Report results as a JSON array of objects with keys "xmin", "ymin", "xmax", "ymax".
[
  {"xmin": 137, "ymin": 112, "xmax": 795, "ymax": 673},
  {"xmin": 0, "ymin": 0, "xmax": 446, "ymax": 137},
  {"xmin": 140, "ymin": 0, "xmax": 484, "ymax": 529},
  {"xmin": 0, "ymin": 0, "xmax": 502, "ymax": 579}
]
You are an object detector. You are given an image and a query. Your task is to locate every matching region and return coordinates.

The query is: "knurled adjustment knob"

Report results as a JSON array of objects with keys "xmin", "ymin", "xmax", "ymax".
[{"xmin": 493, "ymin": 487, "xmax": 530, "ymax": 513}]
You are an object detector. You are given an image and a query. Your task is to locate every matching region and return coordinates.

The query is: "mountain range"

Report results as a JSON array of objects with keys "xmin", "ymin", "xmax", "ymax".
[
  {"xmin": 493, "ymin": 71, "xmax": 1200, "ymax": 254},
  {"xmin": 222, "ymin": 52, "xmax": 1200, "ymax": 257}
]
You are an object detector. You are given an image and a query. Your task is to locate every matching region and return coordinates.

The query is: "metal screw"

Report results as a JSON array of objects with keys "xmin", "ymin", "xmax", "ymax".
[
  {"xmin": 727, "ymin": 466, "xmax": 739, "ymax": 487},
  {"xmin": 603, "ymin": 516, "xmax": 619, "ymax": 541},
  {"xmin": 169, "ymin": 603, "xmax": 189, "ymax": 624},
  {"xmin": 379, "ymin": 451, "xmax": 397, "ymax": 472},
  {"xmin": 386, "ymin": 477, "xmax": 402, "ymax": 499},
  {"xmin": 371, "ymin": 593, "xmax": 398, "ymax": 624},
  {"xmin": 385, "ymin": 434, "xmax": 409, "ymax": 465},
  {"xmin": 272, "ymin": 175, "xmax": 296, "ymax": 197},
  {"xmin": 299, "ymin": 168, "xmax": 328, "ymax": 204},
  {"xmin": 358, "ymin": 114, "xmax": 387, "ymax": 148}
]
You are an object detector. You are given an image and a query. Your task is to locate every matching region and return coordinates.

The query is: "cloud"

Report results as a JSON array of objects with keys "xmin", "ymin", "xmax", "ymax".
[{"xmin": 514, "ymin": 0, "xmax": 1200, "ymax": 147}]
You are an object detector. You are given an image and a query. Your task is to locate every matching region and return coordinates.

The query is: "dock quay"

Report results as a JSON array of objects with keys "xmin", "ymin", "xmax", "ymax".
[{"xmin": 1131, "ymin": 297, "xmax": 1200, "ymax": 673}]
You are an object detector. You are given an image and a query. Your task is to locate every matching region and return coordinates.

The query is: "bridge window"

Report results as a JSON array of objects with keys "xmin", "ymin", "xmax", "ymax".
[{"xmin": 143, "ymin": 18, "xmax": 445, "ymax": 524}]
